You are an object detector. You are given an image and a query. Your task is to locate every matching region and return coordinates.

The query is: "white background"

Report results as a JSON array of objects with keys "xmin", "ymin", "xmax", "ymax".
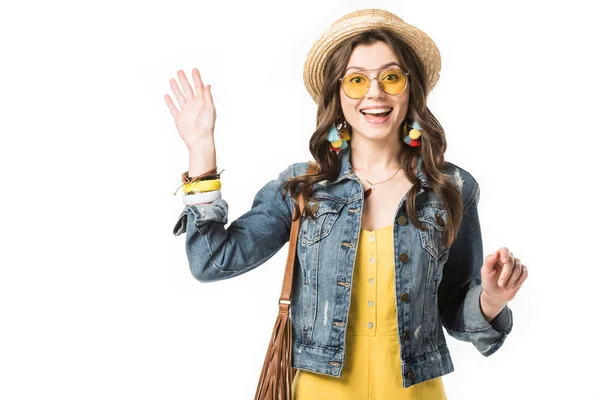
[{"xmin": 1, "ymin": 0, "xmax": 598, "ymax": 399}]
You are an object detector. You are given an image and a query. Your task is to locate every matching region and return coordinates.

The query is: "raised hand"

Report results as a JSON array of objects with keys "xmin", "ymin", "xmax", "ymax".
[{"xmin": 165, "ymin": 68, "xmax": 216, "ymax": 150}]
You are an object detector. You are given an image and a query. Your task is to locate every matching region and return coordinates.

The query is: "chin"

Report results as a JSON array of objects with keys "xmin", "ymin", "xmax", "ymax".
[{"xmin": 357, "ymin": 128, "xmax": 397, "ymax": 140}]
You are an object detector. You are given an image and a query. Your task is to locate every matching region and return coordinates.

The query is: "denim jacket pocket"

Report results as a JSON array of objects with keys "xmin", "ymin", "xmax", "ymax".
[
  {"xmin": 417, "ymin": 207, "xmax": 449, "ymax": 261},
  {"xmin": 300, "ymin": 197, "xmax": 345, "ymax": 246}
]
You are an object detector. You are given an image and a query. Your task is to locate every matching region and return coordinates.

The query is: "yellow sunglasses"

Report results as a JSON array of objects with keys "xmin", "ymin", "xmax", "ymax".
[{"xmin": 339, "ymin": 68, "xmax": 409, "ymax": 99}]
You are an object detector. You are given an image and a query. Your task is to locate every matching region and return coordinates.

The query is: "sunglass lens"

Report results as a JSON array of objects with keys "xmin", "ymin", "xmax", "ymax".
[
  {"xmin": 380, "ymin": 70, "xmax": 407, "ymax": 95},
  {"xmin": 341, "ymin": 73, "xmax": 369, "ymax": 99}
]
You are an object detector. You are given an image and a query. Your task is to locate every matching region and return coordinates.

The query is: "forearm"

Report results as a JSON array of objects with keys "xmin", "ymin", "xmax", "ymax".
[
  {"xmin": 188, "ymin": 139, "xmax": 216, "ymax": 177},
  {"xmin": 173, "ymin": 164, "xmax": 295, "ymax": 283},
  {"xmin": 480, "ymin": 290, "xmax": 507, "ymax": 323}
]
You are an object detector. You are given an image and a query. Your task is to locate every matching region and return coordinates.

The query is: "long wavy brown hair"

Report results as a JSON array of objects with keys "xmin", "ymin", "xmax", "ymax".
[{"xmin": 282, "ymin": 28, "xmax": 464, "ymax": 248}]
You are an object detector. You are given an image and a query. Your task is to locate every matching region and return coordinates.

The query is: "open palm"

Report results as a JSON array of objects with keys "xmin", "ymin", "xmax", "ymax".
[{"xmin": 164, "ymin": 68, "xmax": 216, "ymax": 149}]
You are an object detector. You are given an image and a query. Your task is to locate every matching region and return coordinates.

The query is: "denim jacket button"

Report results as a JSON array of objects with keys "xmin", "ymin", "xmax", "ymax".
[
  {"xmin": 311, "ymin": 203, "xmax": 319, "ymax": 213},
  {"xmin": 397, "ymin": 215, "xmax": 407, "ymax": 225},
  {"xmin": 407, "ymin": 370, "xmax": 415, "ymax": 380},
  {"xmin": 399, "ymin": 253, "xmax": 409, "ymax": 263},
  {"xmin": 403, "ymin": 331, "xmax": 410, "ymax": 340},
  {"xmin": 400, "ymin": 292, "xmax": 409, "ymax": 302},
  {"xmin": 436, "ymin": 213, "xmax": 445, "ymax": 228}
]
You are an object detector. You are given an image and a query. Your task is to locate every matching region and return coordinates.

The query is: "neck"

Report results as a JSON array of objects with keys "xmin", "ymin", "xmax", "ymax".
[{"xmin": 349, "ymin": 134, "xmax": 405, "ymax": 178}]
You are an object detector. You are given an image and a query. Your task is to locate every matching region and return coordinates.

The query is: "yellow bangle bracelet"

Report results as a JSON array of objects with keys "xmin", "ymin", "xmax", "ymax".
[{"xmin": 183, "ymin": 179, "xmax": 221, "ymax": 194}]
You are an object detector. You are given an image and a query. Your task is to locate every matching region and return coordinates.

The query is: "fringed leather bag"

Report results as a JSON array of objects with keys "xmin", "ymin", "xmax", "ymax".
[{"xmin": 254, "ymin": 161, "xmax": 318, "ymax": 400}]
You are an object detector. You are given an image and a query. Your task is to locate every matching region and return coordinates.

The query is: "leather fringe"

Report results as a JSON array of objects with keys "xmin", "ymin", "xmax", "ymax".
[{"xmin": 254, "ymin": 303, "xmax": 298, "ymax": 400}]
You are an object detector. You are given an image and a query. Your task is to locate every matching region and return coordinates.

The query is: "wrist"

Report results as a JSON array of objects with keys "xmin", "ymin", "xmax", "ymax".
[
  {"xmin": 188, "ymin": 140, "xmax": 217, "ymax": 178},
  {"xmin": 480, "ymin": 290, "xmax": 507, "ymax": 323},
  {"xmin": 187, "ymin": 137, "xmax": 215, "ymax": 153},
  {"xmin": 481, "ymin": 289, "xmax": 506, "ymax": 308}
]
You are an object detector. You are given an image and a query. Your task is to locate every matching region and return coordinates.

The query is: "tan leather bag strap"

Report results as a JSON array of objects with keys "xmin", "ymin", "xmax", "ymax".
[
  {"xmin": 279, "ymin": 161, "xmax": 317, "ymax": 303},
  {"xmin": 254, "ymin": 161, "xmax": 318, "ymax": 400}
]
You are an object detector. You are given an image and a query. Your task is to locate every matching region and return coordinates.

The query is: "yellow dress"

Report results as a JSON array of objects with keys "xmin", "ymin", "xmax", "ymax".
[{"xmin": 292, "ymin": 224, "xmax": 447, "ymax": 400}]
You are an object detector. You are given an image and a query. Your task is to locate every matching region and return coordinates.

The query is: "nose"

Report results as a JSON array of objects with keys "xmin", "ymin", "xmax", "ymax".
[{"xmin": 365, "ymin": 76, "xmax": 385, "ymax": 99}]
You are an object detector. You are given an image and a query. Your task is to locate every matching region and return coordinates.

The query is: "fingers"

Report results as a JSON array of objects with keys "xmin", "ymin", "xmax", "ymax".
[
  {"xmin": 482, "ymin": 251, "xmax": 500, "ymax": 274},
  {"xmin": 164, "ymin": 94, "xmax": 179, "ymax": 119},
  {"xmin": 505, "ymin": 258, "xmax": 523, "ymax": 290},
  {"xmin": 204, "ymin": 84, "xmax": 214, "ymax": 109},
  {"xmin": 512, "ymin": 264, "xmax": 528, "ymax": 289},
  {"xmin": 177, "ymin": 70, "xmax": 196, "ymax": 102},
  {"xmin": 193, "ymin": 68, "xmax": 206, "ymax": 102},
  {"xmin": 496, "ymin": 248, "xmax": 513, "ymax": 287},
  {"xmin": 169, "ymin": 76, "xmax": 186, "ymax": 109},
  {"xmin": 166, "ymin": 68, "xmax": 208, "ymax": 115},
  {"xmin": 483, "ymin": 247, "xmax": 528, "ymax": 292}
]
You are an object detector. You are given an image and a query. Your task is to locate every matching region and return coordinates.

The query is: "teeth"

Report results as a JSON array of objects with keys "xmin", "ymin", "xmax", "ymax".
[{"xmin": 362, "ymin": 108, "xmax": 392, "ymax": 115}]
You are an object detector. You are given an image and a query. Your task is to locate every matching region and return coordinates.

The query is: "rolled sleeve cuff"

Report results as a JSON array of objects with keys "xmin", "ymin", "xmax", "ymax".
[
  {"xmin": 172, "ymin": 199, "xmax": 229, "ymax": 236},
  {"xmin": 463, "ymin": 284, "xmax": 514, "ymax": 356},
  {"xmin": 489, "ymin": 303, "xmax": 513, "ymax": 333}
]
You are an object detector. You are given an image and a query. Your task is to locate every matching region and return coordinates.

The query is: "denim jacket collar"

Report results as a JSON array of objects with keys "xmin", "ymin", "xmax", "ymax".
[{"xmin": 330, "ymin": 146, "xmax": 430, "ymax": 188}]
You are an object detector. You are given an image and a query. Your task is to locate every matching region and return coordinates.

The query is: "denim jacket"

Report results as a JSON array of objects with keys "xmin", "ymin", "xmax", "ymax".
[{"xmin": 172, "ymin": 147, "xmax": 513, "ymax": 388}]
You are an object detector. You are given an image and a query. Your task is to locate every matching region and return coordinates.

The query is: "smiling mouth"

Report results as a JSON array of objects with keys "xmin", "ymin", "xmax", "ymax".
[
  {"xmin": 360, "ymin": 108, "xmax": 393, "ymax": 124},
  {"xmin": 360, "ymin": 109, "xmax": 393, "ymax": 117}
]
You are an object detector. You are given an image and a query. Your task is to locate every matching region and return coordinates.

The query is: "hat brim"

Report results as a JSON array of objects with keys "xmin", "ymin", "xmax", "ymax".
[{"xmin": 303, "ymin": 9, "xmax": 441, "ymax": 104}]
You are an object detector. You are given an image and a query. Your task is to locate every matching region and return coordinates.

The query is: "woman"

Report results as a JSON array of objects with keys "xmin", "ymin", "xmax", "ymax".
[{"xmin": 167, "ymin": 9, "xmax": 528, "ymax": 399}]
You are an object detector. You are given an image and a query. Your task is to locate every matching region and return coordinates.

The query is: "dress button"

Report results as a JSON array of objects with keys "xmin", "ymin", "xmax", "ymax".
[
  {"xmin": 400, "ymin": 292, "xmax": 409, "ymax": 302},
  {"xmin": 369, "ymin": 257, "xmax": 376, "ymax": 263},
  {"xmin": 311, "ymin": 203, "xmax": 319, "ymax": 213},
  {"xmin": 403, "ymin": 331, "xmax": 410, "ymax": 340},
  {"xmin": 368, "ymin": 300, "xmax": 374, "ymax": 307},
  {"xmin": 399, "ymin": 253, "xmax": 409, "ymax": 263},
  {"xmin": 407, "ymin": 370, "xmax": 415, "ymax": 380},
  {"xmin": 367, "ymin": 322, "xmax": 374, "ymax": 329},
  {"xmin": 369, "ymin": 235, "xmax": 375, "ymax": 242},
  {"xmin": 369, "ymin": 278, "xmax": 375, "ymax": 284},
  {"xmin": 397, "ymin": 215, "xmax": 407, "ymax": 225}
]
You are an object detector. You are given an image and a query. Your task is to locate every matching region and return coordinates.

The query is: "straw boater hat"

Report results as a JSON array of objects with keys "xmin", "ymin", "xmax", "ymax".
[{"xmin": 303, "ymin": 9, "xmax": 442, "ymax": 104}]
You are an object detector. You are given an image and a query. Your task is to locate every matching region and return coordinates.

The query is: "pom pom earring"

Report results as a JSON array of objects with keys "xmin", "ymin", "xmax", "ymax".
[
  {"xmin": 327, "ymin": 118, "xmax": 351, "ymax": 154},
  {"xmin": 403, "ymin": 120, "xmax": 422, "ymax": 147}
]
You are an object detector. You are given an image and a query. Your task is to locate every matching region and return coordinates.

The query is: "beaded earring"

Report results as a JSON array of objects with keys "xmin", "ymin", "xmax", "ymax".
[
  {"xmin": 403, "ymin": 120, "xmax": 422, "ymax": 147},
  {"xmin": 327, "ymin": 117, "xmax": 351, "ymax": 154}
]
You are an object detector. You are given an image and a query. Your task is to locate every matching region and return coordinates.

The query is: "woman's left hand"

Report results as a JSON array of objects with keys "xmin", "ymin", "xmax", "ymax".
[{"xmin": 481, "ymin": 247, "xmax": 528, "ymax": 303}]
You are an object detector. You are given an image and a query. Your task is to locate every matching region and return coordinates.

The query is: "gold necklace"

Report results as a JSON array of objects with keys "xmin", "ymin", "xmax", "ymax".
[{"xmin": 352, "ymin": 165, "xmax": 403, "ymax": 198}]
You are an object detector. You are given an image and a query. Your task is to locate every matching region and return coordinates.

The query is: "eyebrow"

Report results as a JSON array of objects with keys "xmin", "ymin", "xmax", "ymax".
[{"xmin": 345, "ymin": 62, "xmax": 402, "ymax": 73}]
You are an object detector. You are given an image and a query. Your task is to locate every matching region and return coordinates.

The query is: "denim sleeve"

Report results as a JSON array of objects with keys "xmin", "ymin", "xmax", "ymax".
[
  {"xmin": 172, "ymin": 165, "xmax": 295, "ymax": 282},
  {"xmin": 437, "ymin": 179, "xmax": 514, "ymax": 357}
]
